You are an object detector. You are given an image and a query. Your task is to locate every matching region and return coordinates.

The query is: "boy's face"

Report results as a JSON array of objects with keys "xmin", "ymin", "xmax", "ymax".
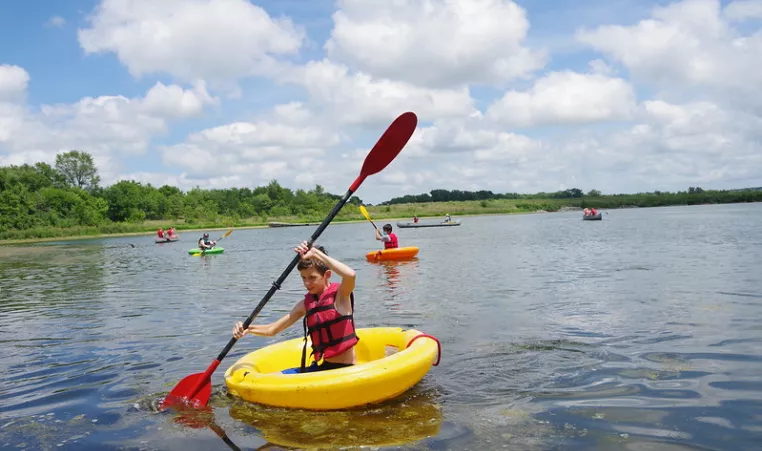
[{"xmin": 299, "ymin": 267, "xmax": 331, "ymax": 294}]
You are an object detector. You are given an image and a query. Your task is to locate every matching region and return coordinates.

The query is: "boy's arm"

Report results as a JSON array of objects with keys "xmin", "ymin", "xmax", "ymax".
[
  {"xmin": 246, "ymin": 300, "xmax": 306, "ymax": 337},
  {"xmin": 375, "ymin": 229, "xmax": 390, "ymax": 242}
]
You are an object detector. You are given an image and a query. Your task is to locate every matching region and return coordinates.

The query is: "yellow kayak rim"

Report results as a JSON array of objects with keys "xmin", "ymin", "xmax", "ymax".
[{"xmin": 224, "ymin": 327, "xmax": 441, "ymax": 410}]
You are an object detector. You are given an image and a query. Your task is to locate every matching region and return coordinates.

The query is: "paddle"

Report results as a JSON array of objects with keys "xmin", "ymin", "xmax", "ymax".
[
  {"xmin": 192, "ymin": 229, "xmax": 233, "ymax": 256},
  {"xmin": 160, "ymin": 111, "xmax": 418, "ymax": 410},
  {"xmin": 360, "ymin": 205, "xmax": 385, "ymax": 262},
  {"xmin": 359, "ymin": 205, "xmax": 378, "ymax": 230}
]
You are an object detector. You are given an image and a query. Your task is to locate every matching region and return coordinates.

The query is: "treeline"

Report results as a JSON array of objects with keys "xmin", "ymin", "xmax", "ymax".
[
  {"xmin": 380, "ymin": 186, "xmax": 762, "ymax": 208},
  {"xmin": 0, "ymin": 151, "xmax": 361, "ymax": 240},
  {"xmin": 2, "ymin": 150, "xmax": 762, "ymax": 241}
]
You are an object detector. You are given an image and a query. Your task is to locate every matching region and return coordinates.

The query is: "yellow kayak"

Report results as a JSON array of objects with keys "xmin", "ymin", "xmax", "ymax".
[{"xmin": 224, "ymin": 327, "xmax": 441, "ymax": 410}]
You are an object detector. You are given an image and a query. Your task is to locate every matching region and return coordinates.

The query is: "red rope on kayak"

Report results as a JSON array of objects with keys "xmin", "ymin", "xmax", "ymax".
[{"xmin": 406, "ymin": 333, "xmax": 441, "ymax": 366}]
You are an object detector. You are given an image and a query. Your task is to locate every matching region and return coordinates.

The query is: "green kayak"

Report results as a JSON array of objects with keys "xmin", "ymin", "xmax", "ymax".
[{"xmin": 188, "ymin": 247, "xmax": 224, "ymax": 255}]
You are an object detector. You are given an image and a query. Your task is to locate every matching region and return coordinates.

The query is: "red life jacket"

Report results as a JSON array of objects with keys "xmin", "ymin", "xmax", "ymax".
[
  {"xmin": 384, "ymin": 232, "xmax": 398, "ymax": 249},
  {"xmin": 158, "ymin": 230, "xmax": 164, "ymax": 238},
  {"xmin": 300, "ymin": 282, "xmax": 358, "ymax": 371}
]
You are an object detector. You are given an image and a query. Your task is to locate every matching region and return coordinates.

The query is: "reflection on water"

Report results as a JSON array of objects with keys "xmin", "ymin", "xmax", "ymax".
[
  {"xmin": 226, "ymin": 387, "xmax": 442, "ymax": 449},
  {"xmin": 1, "ymin": 204, "xmax": 762, "ymax": 450}
]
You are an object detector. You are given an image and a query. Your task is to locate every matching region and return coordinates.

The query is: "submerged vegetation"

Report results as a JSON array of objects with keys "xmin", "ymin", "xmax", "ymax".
[{"xmin": 1, "ymin": 151, "xmax": 760, "ymax": 241}]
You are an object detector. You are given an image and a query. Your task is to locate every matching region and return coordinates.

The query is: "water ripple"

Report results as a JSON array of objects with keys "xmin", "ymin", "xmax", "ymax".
[{"xmin": 1, "ymin": 205, "xmax": 762, "ymax": 450}]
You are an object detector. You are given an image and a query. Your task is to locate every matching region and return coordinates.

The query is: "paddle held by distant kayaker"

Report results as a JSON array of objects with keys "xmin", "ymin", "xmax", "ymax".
[
  {"xmin": 232, "ymin": 241, "xmax": 359, "ymax": 373},
  {"xmin": 375, "ymin": 223, "xmax": 399, "ymax": 249}
]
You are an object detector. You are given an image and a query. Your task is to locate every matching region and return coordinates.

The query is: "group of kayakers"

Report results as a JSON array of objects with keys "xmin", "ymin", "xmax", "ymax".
[
  {"xmin": 583, "ymin": 208, "xmax": 599, "ymax": 216},
  {"xmin": 156, "ymin": 228, "xmax": 222, "ymax": 252},
  {"xmin": 157, "ymin": 227, "xmax": 177, "ymax": 239},
  {"xmin": 410, "ymin": 213, "xmax": 451, "ymax": 225}
]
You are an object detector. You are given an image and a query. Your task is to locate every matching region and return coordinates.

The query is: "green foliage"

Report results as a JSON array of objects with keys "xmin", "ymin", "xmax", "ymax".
[
  {"xmin": 55, "ymin": 150, "xmax": 100, "ymax": 191},
  {"xmin": 2, "ymin": 151, "xmax": 762, "ymax": 241},
  {"xmin": 381, "ymin": 186, "xmax": 762, "ymax": 208}
]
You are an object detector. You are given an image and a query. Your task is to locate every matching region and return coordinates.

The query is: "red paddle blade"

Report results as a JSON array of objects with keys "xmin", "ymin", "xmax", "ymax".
[
  {"xmin": 161, "ymin": 372, "xmax": 212, "ymax": 410},
  {"xmin": 350, "ymin": 112, "xmax": 417, "ymax": 191}
]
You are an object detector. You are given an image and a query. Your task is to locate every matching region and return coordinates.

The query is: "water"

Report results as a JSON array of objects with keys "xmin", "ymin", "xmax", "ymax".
[{"xmin": 1, "ymin": 203, "xmax": 761, "ymax": 450}]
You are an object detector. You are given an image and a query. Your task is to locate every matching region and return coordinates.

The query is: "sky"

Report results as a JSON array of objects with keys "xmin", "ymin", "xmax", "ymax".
[{"xmin": 1, "ymin": 0, "xmax": 761, "ymax": 204}]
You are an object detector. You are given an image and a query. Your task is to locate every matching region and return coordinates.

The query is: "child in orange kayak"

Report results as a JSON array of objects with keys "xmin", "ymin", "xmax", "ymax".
[
  {"xmin": 375, "ymin": 223, "xmax": 399, "ymax": 249},
  {"xmin": 232, "ymin": 241, "xmax": 358, "ymax": 373}
]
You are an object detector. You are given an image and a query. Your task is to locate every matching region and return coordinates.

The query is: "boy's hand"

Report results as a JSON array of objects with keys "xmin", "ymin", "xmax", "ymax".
[
  {"xmin": 294, "ymin": 240, "xmax": 317, "ymax": 259},
  {"xmin": 232, "ymin": 321, "xmax": 247, "ymax": 339}
]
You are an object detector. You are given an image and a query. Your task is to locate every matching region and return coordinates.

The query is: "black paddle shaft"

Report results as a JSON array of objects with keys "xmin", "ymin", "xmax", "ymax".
[{"xmin": 215, "ymin": 188, "xmax": 355, "ymax": 362}]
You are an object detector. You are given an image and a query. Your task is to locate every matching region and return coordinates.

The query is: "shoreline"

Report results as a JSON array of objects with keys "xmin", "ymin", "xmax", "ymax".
[
  {"xmin": 0, "ymin": 224, "xmax": 268, "ymax": 245},
  {"xmin": 0, "ymin": 211, "xmax": 536, "ymax": 246},
  {"xmin": 4, "ymin": 202, "xmax": 752, "ymax": 246}
]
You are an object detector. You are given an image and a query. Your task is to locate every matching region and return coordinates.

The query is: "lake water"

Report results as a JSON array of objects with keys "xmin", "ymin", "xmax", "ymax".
[{"xmin": 1, "ymin": 203, "xmax": 761, "ymax": 450}]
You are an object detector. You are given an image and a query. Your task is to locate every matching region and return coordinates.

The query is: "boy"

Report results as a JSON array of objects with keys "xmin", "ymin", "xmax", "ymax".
[
  {"xmin": 232, "ymin": 241, "xmax": 358, "ymax": 373},
  {"xmin": 375, "ymin": 223, "xmax": 399, "ymax": 249}
]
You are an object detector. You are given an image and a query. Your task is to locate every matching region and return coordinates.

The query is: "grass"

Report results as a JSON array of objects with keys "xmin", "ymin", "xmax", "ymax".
[{"xmin": 0, "ymin": 199, "xmax": 573, "ymax": 245}]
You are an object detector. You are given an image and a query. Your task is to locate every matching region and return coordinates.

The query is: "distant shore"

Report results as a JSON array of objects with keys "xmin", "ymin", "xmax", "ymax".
[
  {"xmin": 0, "ymin": 209, "xmax": 535, "ymax": 245},
  {"xmin": 3, "ymin": 197, "xmax": 759, "ymax": 245}
]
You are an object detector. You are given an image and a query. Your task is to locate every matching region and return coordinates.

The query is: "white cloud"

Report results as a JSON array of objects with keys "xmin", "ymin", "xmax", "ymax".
[
  {"xmin": 724, "ymin": 0, "xmax": 762, "ymax": 20},
  {"xmin": 3, "ymin": 0, "xmax": 762, "ymax": 203},
  {"xmin": 77, "ymin": 0, "xmax": 304, "ymax": 92},
  {"xmin": 0, "ymin": 75, "xmax": 217, "ymax": 182},
  {"xmin": 140, "ymin": 81, "xmax": 218, "ymax": 118},
  {"xmin": 0, "ymin": 65, "xmax": 30, "ymax": 103},
  {"xmin": 282, "ymin": 59, "xmax": 478, "ymax": 127},
  {"xmin": 576, "ymin": 0, "xmax": 762, "ymax": 92},
  {"xmin": 486, "ymin": 71, "xmax": 637, "ymax": 127},
  {"xmin": 159, "ymin": 119, "xmax": 343, "ymax": 186},
  {"xmin": 324, "ymin": 0, "xmax": 546, "ymax": 88}
]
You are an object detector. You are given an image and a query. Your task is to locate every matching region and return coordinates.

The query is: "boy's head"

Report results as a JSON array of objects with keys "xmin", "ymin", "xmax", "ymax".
[
  {"xmin": 383, "ymin": 224, "xmax": 392, "ymax": 234},
  {"xmin": 297, "ymin": 245, "xmax": 330, "ymax": 294}
]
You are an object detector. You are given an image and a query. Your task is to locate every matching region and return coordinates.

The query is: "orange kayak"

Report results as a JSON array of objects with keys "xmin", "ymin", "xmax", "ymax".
[{"xmin": 366, "ymin": 246, "xmax": 420, "ymax": 262}]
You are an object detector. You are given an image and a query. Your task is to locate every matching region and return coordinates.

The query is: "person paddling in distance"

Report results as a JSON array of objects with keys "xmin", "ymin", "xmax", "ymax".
[
  {"xmin": 198, "ymin": 232, "xmax": 216, "ymax": 250},
  {"xmin": 375, "ymin": 223, "xmax": 399, "ymax": 249},
  {"xmin": 232, "ymin": 241, "xmax": 358, "ymax": 373}
]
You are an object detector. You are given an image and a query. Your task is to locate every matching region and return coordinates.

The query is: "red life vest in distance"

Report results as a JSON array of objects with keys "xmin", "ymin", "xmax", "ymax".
[
  {"xmin": 301, "ymin": 282, "xmax": 358, "ymax": 366},
  {"xmin": 384, "ymin": 232, "xmax": 399, "ymax": 249}
]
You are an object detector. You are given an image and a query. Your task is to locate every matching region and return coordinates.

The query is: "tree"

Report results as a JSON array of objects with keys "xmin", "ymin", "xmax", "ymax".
[
  {"xmin": 587, "ymin": 189, "xmax": 602, "ymax": 197},
  {"xmin": 55, "ymin": 150, "xmax": 100, "ymax": 191}
]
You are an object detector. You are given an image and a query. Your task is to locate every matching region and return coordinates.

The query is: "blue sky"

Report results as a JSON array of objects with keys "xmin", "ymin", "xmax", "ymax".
[{"xmin": 0, "ymin": 0, "xmax": 760, "ymax": 204}]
